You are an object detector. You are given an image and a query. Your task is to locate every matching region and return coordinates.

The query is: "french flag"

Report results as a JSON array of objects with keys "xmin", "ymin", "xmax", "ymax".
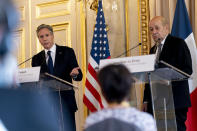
[{"xmin": 171, "ymin": 0, "xmax": 197, "ymax": 130}]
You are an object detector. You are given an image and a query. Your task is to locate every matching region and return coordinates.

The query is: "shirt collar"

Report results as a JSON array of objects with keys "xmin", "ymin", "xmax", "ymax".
[{"xmin": 161, "ymin": 35, "xmax": 167, "ymax": 45}]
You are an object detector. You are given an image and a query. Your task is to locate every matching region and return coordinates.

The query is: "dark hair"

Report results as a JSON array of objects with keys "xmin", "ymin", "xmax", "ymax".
[
  {"xmin": 98, "ymin": 64, "xmax": 134, "ymax": 104},
  {"xmin": 36, "ymin": 24, "xmax": 53, "ymax": 36}
]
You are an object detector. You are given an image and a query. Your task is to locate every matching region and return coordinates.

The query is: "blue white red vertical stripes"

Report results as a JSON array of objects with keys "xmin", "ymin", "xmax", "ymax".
[
  {"xmin": 83, "ymin": 0, "xmax": 110, "ymax": 112},
  {"xmin": 171, "ymin": 0, "xmax": 197, "ymax": 130}
]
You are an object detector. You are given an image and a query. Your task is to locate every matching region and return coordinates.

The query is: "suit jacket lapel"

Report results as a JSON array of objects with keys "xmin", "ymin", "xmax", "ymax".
[
  {"xmin": 160, "ymin": 34, "xmax": 171, "ymax": 60},
  {"xmin": 150, "ymin": 45, "xmax": 157, "ymax": 54},
  {"xmin": 54, "ymin": 45, "xmax": 63, "ymax": 73},
  {"xmin": 41, "ymin": 51, "xmax": 46, "ymax": 64},
  {"xmin": 40, "ymin": 51, "xmax": 48, "ymax": 73}
]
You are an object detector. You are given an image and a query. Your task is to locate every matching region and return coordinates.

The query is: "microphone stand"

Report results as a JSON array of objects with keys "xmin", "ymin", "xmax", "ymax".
[
  {"xmin": 18, "ymin": 53, "xmax": 45, "ymax": 67},
  {"xmin": 114, "ymin": 43, "xmax": 142, "ymax": 58},
  {"xmin": 18, "ymin": 57, "xmax": 33, "ymax": 67}
]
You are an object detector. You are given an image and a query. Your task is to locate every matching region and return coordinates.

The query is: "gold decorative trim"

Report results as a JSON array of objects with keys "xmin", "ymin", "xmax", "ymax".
[
  {"xmin": 19, "ymin": 6, "xmax": 25, "ymax": 21},
  {"xmin": 138, "ymin": 0, "xmax": 151, "ymax": 110},
  {"xmin": 137, "ymin": 0, "xmax": 142, "ymax": 55},
  {"xmin": 16, "ymin": 28, "xmax": 25, "ymax": 68},
  {"xmin": 139, "ymin": 0, "xmax": 150, "ymax": 55},
  {"xmin": 51, "ymin": 22, "xmax": 71, "ymax": 47},
  {"xmin": 28, "ymin": 0, "xmax": 32, "ymax": 58},
  {"xmin": 36, "ymin": 0, "xmax": 70, "ymax": 19},
  {"xmin": 125, "ymin": 0, "xmax": 130, "ymax": 56},
  {"xmin": 90, "ymin": 0, "xmax": 98, "ymax": 11},
  {"xmin": 79, "ymin": 1, "xmax": 88, "ymax": 121}
]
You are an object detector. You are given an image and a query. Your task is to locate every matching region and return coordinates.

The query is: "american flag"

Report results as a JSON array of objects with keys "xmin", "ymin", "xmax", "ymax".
[{"xmin": 83, "ymin": 0, "xmax": 110, "ymax": 112}]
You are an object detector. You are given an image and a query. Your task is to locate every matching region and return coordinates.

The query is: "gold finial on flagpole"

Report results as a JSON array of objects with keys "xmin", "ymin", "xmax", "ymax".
[{"xmin": 90, "ymin": 0, "xmax": 98, "ymax": 12}]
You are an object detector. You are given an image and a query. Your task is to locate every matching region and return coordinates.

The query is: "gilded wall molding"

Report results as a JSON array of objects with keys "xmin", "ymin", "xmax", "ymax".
[
  {"xmin": 139, "ymin": 0, "xmax": 150, "ymax": 55},
  {"xmin": 50, "ymin": 22, "xmax": 71, "ymax": 47},
  {"xmin": 19, "ymin": 6, "xmax": 25, "ymax": 21},
  {"xmin": 125, "ymin": 0, "xmax": 130, "ymax": 56},
  {"xmin": 15, "ymin": 28, "xmax": 25, "ymax": 68},
  {"xmin": 36, "ymin": 0, "xmax": 70, "ymax": 19}
]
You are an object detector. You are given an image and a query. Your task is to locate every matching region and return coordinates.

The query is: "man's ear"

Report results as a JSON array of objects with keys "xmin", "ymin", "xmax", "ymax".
[{"xmin": 165, "ymin": 24, "xmax": 170, "ymax": 32}]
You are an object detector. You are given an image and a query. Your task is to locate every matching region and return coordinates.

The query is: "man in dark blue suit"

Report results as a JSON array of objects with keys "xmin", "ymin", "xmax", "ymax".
[
  {"xmin": 32, "ymin": 24, "xmax": 83, "ymax": 131},
  {"xmin": 143, "ymin": 16, "xmax": 192, "ymax": 131}
]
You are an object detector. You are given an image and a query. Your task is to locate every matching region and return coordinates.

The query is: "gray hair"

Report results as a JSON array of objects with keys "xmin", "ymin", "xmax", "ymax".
[{"xmin": 36, "ymin": 24, "xmax": 53, "ymax": 36}]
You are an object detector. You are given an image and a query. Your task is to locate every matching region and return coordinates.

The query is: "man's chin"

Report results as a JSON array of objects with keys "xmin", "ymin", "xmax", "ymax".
[{"xmin": 44, "ymin": 46, "xmax": 50, "ymax": 50}]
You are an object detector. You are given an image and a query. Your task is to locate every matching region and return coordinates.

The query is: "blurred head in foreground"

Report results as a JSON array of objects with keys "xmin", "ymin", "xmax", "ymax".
[
  {"xmin": 98, "ymin": 64, "xmax": 134, "ymax": 105},
  {"xmin": 0, "ymin": 0, "xmax": 19, "ymax": 86}
]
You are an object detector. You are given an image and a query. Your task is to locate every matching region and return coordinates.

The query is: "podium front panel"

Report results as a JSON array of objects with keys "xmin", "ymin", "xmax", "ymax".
[
  {"xmin": 19, "ymin": 74, "xmax": 75, "ymax": 131},
  {"xmin": 129, "ymin": 83, "xmax": 137, "ymax": 107},
  {"xmin": 149, "ymin": 73, "xmax": 177, "ymax": 131}
]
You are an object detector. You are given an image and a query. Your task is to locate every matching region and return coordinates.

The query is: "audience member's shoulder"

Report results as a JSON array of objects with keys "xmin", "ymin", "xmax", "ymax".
[
  {"xmin": 124, "ymin": 107, "xmax": 154, "ymax": 121},
  {"xmin": 128, "ymin": 108, "xmax": 156, "ymax": 131},
  {"xmin": 85, "ymin": 109, "xmax": 108, "ymax": 128},
  {"xmin": 85, "ymin": 108, "xmax": 157, "ymax": 131}
]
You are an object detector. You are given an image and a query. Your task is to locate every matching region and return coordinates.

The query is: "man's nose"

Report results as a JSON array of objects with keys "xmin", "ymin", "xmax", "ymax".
[
  {"xmin": 43, "ymin": 36, "xmax": 47, "ymax": 40},
  {"xmin": 152, "ymin": 29, "xmax": 157, "ymax": 34}
]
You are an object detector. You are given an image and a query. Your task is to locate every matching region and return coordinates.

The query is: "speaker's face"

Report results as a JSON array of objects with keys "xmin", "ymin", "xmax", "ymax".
[
  {"xmin": 149, "ymin": 17, "xmax": 169, "ymax": 43},
  {"xmin": 37, "ymin": 28, "xmax": 54, "ymax": 50}
]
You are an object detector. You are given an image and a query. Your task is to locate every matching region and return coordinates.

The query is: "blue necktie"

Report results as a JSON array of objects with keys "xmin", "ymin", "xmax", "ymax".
[{"xmin": 47, "ymin": 51, "xmax": 54, "ymax": 74}]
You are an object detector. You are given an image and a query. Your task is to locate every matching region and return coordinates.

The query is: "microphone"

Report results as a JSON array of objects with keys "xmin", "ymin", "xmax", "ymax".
[
  {"xmin": 18, "ymin": 56, "xmax": 34, "ymax": 67},
  {"xmin": 154, "ymin": 38, "xmax": 162, "ymax": 68},
  {"xmin": 156, "ymin": 38, "xmax": 161, "ymax": 44},
  {"xmin": 114, "ymin": 43, "xmax": 142, "ymax": 58},
  {"xmin": 18, "ymin": 52, "xmax": 46, "ymax": 67}
]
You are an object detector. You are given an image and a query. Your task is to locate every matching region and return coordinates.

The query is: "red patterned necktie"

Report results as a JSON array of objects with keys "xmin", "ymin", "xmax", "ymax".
[{"xmin": 155, "ymin": 43, "xmax": 162, "ymax": 68}]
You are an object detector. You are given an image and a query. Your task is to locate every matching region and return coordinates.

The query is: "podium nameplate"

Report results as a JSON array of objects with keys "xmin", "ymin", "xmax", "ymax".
[
  {"xmin": 100, "ymin": 54, "xmax": 155, "ymax": 73},
  {"xmin": 17, "ymin": 67, "xmax": 40, "ymax": 83}
]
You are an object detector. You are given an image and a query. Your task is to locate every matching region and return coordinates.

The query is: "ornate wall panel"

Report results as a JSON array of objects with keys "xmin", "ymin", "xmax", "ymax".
[
  {"xmin": 36, "ymin": 0, "xmax": 70, "ymax": 19},
  {"xmin": 15, "ymin": 28, "xmax": 25, "ymax": 68},
  {"xmin": 14, "ymin": 0, "xmax": 31, "ymax": 67},
  {"xmin": 52, "ymin": 22, "xmax": 71, "ymax": 47},
  {"xmin": 19, "ymin": 7, "xmax": 25, "ymax": 21},
  {"xmin": 31, "ymin": 0, "xmax": 76, "ymax": 56}
]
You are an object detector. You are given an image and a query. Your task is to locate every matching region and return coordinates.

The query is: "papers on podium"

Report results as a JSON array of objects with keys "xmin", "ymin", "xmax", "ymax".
[
  {"xmin": 17, "ymin": 67, "xmax": 78, "ymax": 90},
  {"xmin": 17, "ymin": 67, "xmax": 40, "ymax": 83},
  {"xmin": 100, "ymin": 54, "xmax": 156, "ymax": 73}
]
